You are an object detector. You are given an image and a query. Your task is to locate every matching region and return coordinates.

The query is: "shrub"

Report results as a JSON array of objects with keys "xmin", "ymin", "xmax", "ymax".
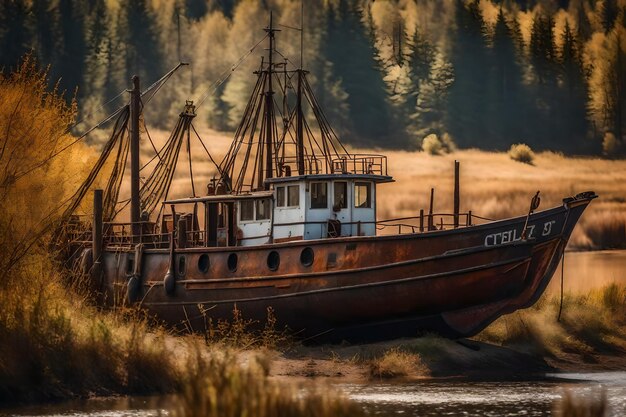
[
  {"xmin": 422, "ymin": 134, "xmax": 443, "ymax": 155},
  {"xmin": 508, "ymin": 143, "xmax": 535, "ymax": 164},
  {"xmin": 440, "ymin": 132, "xmax": 457, "ymax": 152},
  {"xmin": 602, "ymin": 132, "xmax": 620, "ymax": 156},
  {"xmin": 369, "ymin": 347, "xmax": 428, "ymax": 379}
]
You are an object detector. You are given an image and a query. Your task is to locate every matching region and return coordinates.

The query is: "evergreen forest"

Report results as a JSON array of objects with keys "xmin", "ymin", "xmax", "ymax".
[{"xmin": 1, "ymin": 0, "xmax": 625, "ymax": 154}]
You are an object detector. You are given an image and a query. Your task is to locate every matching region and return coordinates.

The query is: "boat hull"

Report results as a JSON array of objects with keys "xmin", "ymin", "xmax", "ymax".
[{"xmin": 93, "ymin": 192, "xmax": 595, "ymax": 343}]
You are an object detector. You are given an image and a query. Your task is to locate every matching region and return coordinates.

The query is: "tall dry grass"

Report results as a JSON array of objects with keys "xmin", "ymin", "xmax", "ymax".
[
  {"xmin": 171, "ymin": 346, "xmax": 366, "ymax": 417},
  {"xmin": 476, "ymin": 284, "xmax": 626, "ymax": 359},
  {"xmin": 0, "ymin": 58, "xmax": 184, "ymax": 403}
]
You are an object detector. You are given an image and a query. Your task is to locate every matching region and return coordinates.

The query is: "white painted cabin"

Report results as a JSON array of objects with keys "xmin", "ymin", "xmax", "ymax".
[{"xmin": 231, "ymin": 174, "xmax": 391, "ymax": 246}]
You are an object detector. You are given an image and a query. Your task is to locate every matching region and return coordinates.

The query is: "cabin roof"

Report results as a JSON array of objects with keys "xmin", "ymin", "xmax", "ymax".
[
  {"xmin": 163, "ymin": 191, "xmax": 274, "ymax": 205},
  {"xmin": 265, "ymin": 173, "xmax": 394, "ymax": 184}
]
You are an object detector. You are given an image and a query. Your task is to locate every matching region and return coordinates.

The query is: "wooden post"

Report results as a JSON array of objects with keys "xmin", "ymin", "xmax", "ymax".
[
  {"xmin": 467, "ymin": 210, "xmax": 472, "ymax": 226},
  {"xmin": 419, "ymin": 209, "xmax": 424, "ymax": 232},
  {"xmin": 296, "ymin": 69, "xmax": 305, "ymax": 175},
  {"xmin": 93, "ymin": 189, "xmax": 103, "ymax": 265},
  {"xmin": 130, "ymin": 76, "xmax": 141, "ymax": 241},
  {"xmin": 92, "ymin": 189, "xmax": 103, "ymax": 290},
  {"xmin": 454, "ymin": 160, "xmax": 460, "ymax": 229},
  {"xmin": 177, "ymin": 216, "xmax": 187, "ymax": 249},
  {"xmin": 428, "ymin": 188, "xmax": 434, "ymax": 231}
]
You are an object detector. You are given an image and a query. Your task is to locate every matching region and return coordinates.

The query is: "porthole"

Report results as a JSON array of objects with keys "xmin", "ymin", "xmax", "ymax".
[
  {"xmin": 198, "ymin": 254, "xmax": 210, "ymax": 273},
  {"xmin": 178, "ymin": 255, "xmax": 186, "ymax": 277},
  {"xmin": 267, "ymin": 251, "xmax": 280, "ymax": 271},
  {"xmin": 227, "ymin": 253, "xmax": 238, "ymax": 272},
  {"xmin": 300, "ymin": 247, "xmax": 314, "ymax": 267}
]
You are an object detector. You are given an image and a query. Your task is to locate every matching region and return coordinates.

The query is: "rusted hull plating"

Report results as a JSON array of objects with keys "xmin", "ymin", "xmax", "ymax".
[{"xmin": 95, "ymin": 193, "xmax": 594, "ymax": 343}]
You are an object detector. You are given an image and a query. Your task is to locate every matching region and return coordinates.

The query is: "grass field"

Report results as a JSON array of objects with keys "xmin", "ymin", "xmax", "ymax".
[{"xmin": 138, "ymin": 127, "xmax": 626, "ymax": 250}]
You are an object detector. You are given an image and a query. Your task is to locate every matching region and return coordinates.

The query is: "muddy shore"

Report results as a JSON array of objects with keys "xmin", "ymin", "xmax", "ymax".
[{"xmin": 261, "ymin": 337, "xmax": 626, "ymax": 384}]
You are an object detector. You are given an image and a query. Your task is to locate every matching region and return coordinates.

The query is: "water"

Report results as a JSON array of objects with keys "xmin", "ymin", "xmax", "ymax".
[
  {"xmin": 341, "ymin": 372, "xmax": 626, "ymax": 416},
  {"xmin": 3, "ymin": 373, "xmax": 626, "ymax": 417},
  {"xmin": 546, "ymin": 250, "xmax": 626, "ymax": 294}
]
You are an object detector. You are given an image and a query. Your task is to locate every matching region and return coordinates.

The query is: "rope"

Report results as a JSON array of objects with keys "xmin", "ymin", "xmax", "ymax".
[
  {"xmin": 191, "ymin": 124, "xmax": 222, "ymax": 176},
  {"xmin": 195, "ymin": 34, "xmax": 268, "ymax": 109},
  {"xmin": 13, "ymin": 63, "xmax": 187, "ymax": 182},
  {"xmin": 557, "ymin": 251, "xmax": 565, "ymax": 322},
  {"xmin": 186, "ymin": 126, "xmax": 196, "ymax": 197}
]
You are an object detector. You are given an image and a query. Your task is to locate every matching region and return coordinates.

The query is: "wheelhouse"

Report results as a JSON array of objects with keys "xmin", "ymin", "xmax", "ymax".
[{"xmin": 163, "ymin": 171, "xmax": 392, "ymax": 248}]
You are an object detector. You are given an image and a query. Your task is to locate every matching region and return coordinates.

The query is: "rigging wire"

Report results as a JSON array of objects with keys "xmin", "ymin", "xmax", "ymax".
[
  {"xmin": 13, "ymin": 63, "xmax": 187, "ymax": 183},
  {"xmin": 195, "ymin": 34, "xmax": 269, "ymax": 109}
]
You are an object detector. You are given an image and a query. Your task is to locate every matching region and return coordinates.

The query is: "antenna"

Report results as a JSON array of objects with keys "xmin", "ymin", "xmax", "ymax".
[
  {"xmin": 300, "ymin": 0, "xmax": 304, "ymax": 69},
  {"xmin": 177, "ymin": 11, "xmax": 181, "ymax": 63}
]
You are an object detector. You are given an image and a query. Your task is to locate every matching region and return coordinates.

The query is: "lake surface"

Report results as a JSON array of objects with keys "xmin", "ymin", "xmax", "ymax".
[
  {"xmin": 546, "ymin": 250, "xmax": 626, "ymax": 294},
  {"xmin": 341, "ymin": 372, "xmax": 626, "ymax": 416},
  {"xmin": 3, "ymin": 372, "xmax": 626, "ymax": 417}
]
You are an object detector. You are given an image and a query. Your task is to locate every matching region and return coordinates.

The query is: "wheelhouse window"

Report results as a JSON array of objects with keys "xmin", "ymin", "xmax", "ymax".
[
  {"xmin": 355, "ymin": 182, "xmax": 371, "ymax": 208},
  {"xmin": 240, "ymin": 200, "xmax": 254, "ymax": 221},
  {"xmin": 287, "ymin": 185, "xmax": 300, "ymax": 207},
  {"xmin": 334, "ymin": 182, "xmax": 347, "ymax": 209},
  {"xmin": 256, "ymin": 198, "xmax": 271, "ymax": 220},
  {"xmin": 310, "ymin": 182, "xmax": 328, "ymax": 209},
  {"xmin": 276, "ymin": 186, "xmax": 286, "ymax": 207}
]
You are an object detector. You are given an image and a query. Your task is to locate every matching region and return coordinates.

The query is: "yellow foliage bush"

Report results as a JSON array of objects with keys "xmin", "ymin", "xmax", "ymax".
[{"xmin": 508, "ymin": 143, "xmax": 535, "ymax": 164}]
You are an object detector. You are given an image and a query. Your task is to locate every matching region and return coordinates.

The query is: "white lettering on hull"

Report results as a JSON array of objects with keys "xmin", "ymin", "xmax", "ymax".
[{"xmin": 484, "ymin": 221, "xmax": 555, "ymax": 247}]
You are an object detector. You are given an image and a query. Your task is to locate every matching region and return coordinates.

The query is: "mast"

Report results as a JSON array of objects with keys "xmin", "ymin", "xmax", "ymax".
[
  {"xmin": 296, "ymin": 1, "xmax": 305, "ymax": 176},
  {"xmin": 296, "ymin": 70, "xmax": 304, "ymax": 175},
  {"xmin": 130, "ymin": 75, "xmax": 141, "ymax": 239},
  {"xmin": 262, "ymin": 12, "xmax": 277, "ymax": 189}
]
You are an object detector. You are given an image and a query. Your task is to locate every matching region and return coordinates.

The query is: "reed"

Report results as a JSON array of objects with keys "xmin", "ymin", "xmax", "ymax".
[{"xmin": 170, "ymin": 345, "xmax": 366, "ymax": 417}]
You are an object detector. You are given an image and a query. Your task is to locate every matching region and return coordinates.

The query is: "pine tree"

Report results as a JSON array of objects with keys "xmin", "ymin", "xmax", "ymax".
[
  {"xmin": 56, "ymin": 0, "xmax": 88, "ymax": 96},
  {"xmin": 81, "ymin": 0, "xmax": 116, "ymax": 130},
  {"xmin": 323, "ymin": 0, "xmax": 403, "ymax": 147},
  {"xmin": 415, "ymin": 51, "xmax": 454, "ymax": 139},
  {"xmin": 486, "ymin": 8, "xmax": 525, "ymax": 146},
  {"xmin": 30, "ymin": 0, "xmax": 57, "ymax": 68},
  {"xmin": 558, "ymin": 19, "xmax": 591, "ymax": 152},
  {"xmin": 221, "ymin": 0, "xmax": 266, "ymax": 129},
  {"xmin": 0, "ymin": 0, "xmax": 32, "ymax": 70},
  {"xmin": 601, "ymin": 0, "xmax": 619, "ymax": 33},
  {"xmin": 402, "ymin": 27, "xmax": 436, "ymax": 140},
  {"xmin": 185, "ymin": 0, "xmax": 208, "ymax": 20},
  {"xmin": 603, "ymin": 29, "xmax": 626, "ymax": 144},
  {"xmin": 528, "ymin": 11, "xmax": 561, "ymax": 148},
  {"xmin": 445, "ymin": 0, "xmax": 490, "ymax": 148},
  {"xmin": 117, "ymin": 0, "xmax": 164, "ymax": 90}
]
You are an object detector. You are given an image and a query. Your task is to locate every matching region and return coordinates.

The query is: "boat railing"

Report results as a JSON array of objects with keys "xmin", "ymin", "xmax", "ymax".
[
  {"xmin": 71, "ymin": 211, "xmax": 493, "ymax": 250},
  {"xmin": 272, "ymin": 211, "xmax": 493, "ymax": 237},
  {"xmin": 332, "ymin": 154, "xmax": 388, "ymax": 176},
  {"xmin": 278, "ymin": 154, "xmax": 387, "ymax": 176}
]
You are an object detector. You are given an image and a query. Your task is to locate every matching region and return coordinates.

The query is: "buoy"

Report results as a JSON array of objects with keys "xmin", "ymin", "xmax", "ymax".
[
  {"xmin": 164, "ymin": 269, "xmax": 176, "ymax": 295},
  {"xmin": 127, "ymin": 275, "xmax": 141, "ymax": 303}
]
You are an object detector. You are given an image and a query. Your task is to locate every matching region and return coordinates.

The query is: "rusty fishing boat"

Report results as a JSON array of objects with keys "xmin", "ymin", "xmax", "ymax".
[{"xmin": 64, "ymin": 17, "xmax": 596, "ymax": 343}]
